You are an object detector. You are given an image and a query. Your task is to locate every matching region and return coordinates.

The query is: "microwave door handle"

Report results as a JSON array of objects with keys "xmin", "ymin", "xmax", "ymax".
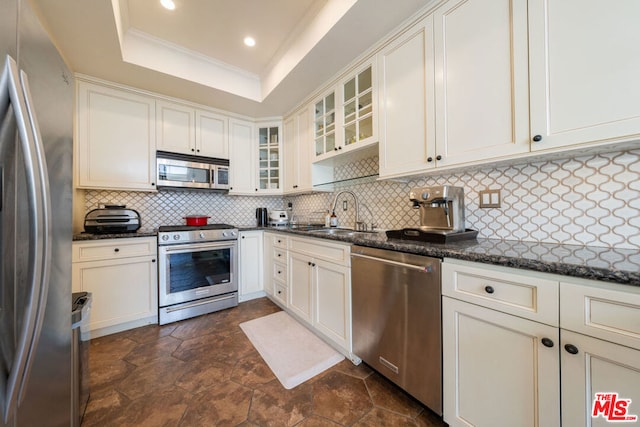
[
  {"xmin": 0, "ymin": 57, "xmax": 52, "ymax": 424},
  {"xmin": 210, "ymin": 165, "xmax": 215, "ymax": 188}
]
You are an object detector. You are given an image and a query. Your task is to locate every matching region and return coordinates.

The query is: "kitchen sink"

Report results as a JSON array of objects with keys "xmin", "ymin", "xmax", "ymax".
[{"xmin": 306, "ymin": 228, "xmax": 380, "ymax": 237}]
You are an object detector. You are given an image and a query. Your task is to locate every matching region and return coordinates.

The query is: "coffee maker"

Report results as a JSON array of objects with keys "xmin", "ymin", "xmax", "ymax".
[
  {"xmin": 410, "ymin": 185, "xmax": 466, "ymax": 233},
  {"xmin": 386, "ymin": 185, "xmax": 477, "ymax": 243}
]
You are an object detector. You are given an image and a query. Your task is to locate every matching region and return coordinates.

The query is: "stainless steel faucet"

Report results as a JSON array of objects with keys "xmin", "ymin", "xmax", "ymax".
[{"xmin": 331, "ymin": 190, "xmax": 365, "ymax": 230}]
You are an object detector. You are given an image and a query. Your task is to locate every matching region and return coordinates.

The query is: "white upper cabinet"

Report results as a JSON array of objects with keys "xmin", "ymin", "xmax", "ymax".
[
  {"xmin": 156, "ymin": 100, "xmax": 195, "ymax": 154},
  {"xmin": 283, "ymin": 106, "xmax": 312, "ymax": 194},
  {"xmin": 312, "ymin": 60, "xmax": 378, "ymax": 162},
  {"xmin": 340, "ymin": 62, "xmax": 377, "ymax": 153},
  {"xmin": 228, "ymin": 118, "xmax": 255, "ymax": 194},
  {"xmin": 529, "ymin": 0, "xmax": 640, "ymax": 152},
  {"xmin": 229, "ymin": 118, "xmax": 282, "ymax": 195},
  {"xmin": 196, "ymin": 110, "xmax": 228, "ymax": 158},
  {"xmin": 378, "ymin": 15, "xmax": 436, "ymax": 178},
  {"xmin": 76, "ymin": 80, "xmax": 157, "ymax": 191},
  {"xmin": 157, "ymin": 100, "xmax": 229, "ymax": 159},
  {"xmin": 313, "ymin": 89, "xmax": 337, "ymax": 159},
  {"xmin": 433, "ymin": 0, "xmax": 530, "ymax": 166},
  {"xmin": 256, "ymin": 122, "xmax": 283, "ymax": 194}
]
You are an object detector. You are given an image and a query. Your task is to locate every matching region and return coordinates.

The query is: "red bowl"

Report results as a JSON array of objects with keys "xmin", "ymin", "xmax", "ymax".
[{"xmin": 184, "ymin": 215, "xmax": 210, "ymax": 226}]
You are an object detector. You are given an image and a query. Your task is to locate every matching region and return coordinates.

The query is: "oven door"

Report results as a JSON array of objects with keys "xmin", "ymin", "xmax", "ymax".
[
  {"xmin": 157, "ymin": 157, "xmax": 212, "ymax": 189},
  {"xmin": 158, "ymin": 240, "xmax": 237, "ymax": 307}
]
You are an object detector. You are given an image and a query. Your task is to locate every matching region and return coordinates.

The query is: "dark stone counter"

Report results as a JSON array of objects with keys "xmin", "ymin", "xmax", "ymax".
[
  {"xmin": 72, "ymin": 229, "xmax": 157, "ymax": 241},
  {"xmin": 259, "ymin": 227, "xmax": 640, "ymax": 287}
]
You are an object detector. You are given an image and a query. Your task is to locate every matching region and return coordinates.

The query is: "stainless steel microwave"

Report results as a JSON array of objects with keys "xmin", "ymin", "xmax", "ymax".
[{"xmin": 156, "ymin": 151, "xmax": 230, "ymax": 190}]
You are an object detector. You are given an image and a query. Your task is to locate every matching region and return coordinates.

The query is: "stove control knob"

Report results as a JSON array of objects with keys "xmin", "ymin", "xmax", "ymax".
[
  {"xmin": 231, "ymin": 231, "xmax": 237, "ymax": 237},
  {"xmin": 222, "ymin": 231, "xmax": 229, "ymax": 237},
  {"xmin": 161, "ymin": 235, "xmax": 169, "ymax": 241},
  {"xmin": 199, "ymin": 232, "xmax": 205, "ymax": 239},
  {"xmin": 173, "ymin": 234, "xmax": 180, "ymax": 241},
  {"xmin": 422, "ymin": 192, "xmax": 430, "ymax": 200}
]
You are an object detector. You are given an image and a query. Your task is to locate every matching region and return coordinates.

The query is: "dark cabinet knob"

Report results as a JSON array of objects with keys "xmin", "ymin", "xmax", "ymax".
[
  {"xmin": 277, "ymin": 290, "xmax": 282, "ymax": 295},
  {"xmin": 151, "ymin": 182, "xmax": 155, "ymax": 186},
  {"xmin": 196, "ymin": 149, "xmax": 200, "ymax": 153},
  {"xmin": 191, "ymin": 148, "xmax": 195, "ymax": 152},
  {"xmin": 564, "ymin": 344, "xmax": 579, "ymax": 354},
  {"xmin": 151, "ymin": 259, "xmax": 156, "ymax": 263},
  {"xmin": 277, "ymin": 240, "xmax": 281, "ymax": 243},
  {"xmin": 277, "ymin": 254, "xmax": 281, "ymax": 257},
  {"xmin": 338, "ymin": 146, "xmax": 342, "ymax": 150},
  {"xmin": 242, "ymin": 236, "xmax": 245, "ymax": 239},
  {"xmin": 533, "ymin": 135, "xmax": 542, "ymax": 142},
  {"xmin": 484, "ymin": 285, "xmax": 495, "ymax": 294},
  {"xmin": 311, "ymin": 263, "xmax": 316, "ymax": 267},
  {"xmin": 293, "ymin": 185, "xmax": 298, "ymax": 189},
  {"xmin": 230, "ymin": 187, "xmax": 233, "ymax": 190},
  {"xmin": 436, "ymin": 155, "xmax": 442, "ymax": 161},
  {"xmin": 114, "ymin": 248, "xmax": 119, "ymax": 253},
  {"xmin": 255, "ymin": 188, "xmax": 258, "ymax": 192},
  {"xmin": 334, "ymin": 148, "xmax": 338, "ymax": 151},
  {"xmin": 277, "ymin": 270, "xmax": 281, "ymax": 274},
  {"xmin": 541, "ymin": 338, "xmax": 554, "ymax": 348},
  {"xmin": 308, "ymin": 261, "xmax": 312, "ymax": 266},
  {"xmin": 427, "ymin": 157, "xmax": 433, "ymax": 163}
]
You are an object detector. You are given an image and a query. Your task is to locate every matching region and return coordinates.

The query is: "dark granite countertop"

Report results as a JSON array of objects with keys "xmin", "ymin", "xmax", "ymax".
[
  {"xmin": 72, "ymin": 229, "xmax": 157, "ymax": 241},
  {"xmin": 73, "ymin": 225, "xmax": 640, "ymax": 286},
  {"xmin": 256, "ymin": 227, "xmax": 640, "ymax": 287}
]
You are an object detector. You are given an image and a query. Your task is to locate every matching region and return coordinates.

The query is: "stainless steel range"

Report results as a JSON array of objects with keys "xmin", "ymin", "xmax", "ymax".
[{"xmin": 157, "ymin": 224, "xmax": 238, "ymax": 325}]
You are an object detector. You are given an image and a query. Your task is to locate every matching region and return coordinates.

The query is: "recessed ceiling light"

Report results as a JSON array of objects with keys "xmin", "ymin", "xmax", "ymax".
[
  {"xmin": 244, "ymin": 37, "xmax": 256, "ymax": 47},
  {"xmin": 160, "ymin": 0, "xmax": 175, "ymax": 10}
]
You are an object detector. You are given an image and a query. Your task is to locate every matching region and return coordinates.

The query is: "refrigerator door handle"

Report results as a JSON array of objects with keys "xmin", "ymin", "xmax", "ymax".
[{"xmin": 0, "ymin": 56, "xmax": 52, "ymax": 424}]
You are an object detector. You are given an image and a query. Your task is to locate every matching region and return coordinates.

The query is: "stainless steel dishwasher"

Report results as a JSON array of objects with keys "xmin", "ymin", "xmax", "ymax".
[{"xmin": 351, "ymin": 245, "xmax": 442, "ymax": 415}]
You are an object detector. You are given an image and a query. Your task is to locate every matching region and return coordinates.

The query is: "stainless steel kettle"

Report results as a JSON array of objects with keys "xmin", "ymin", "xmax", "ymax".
[{"xmin": 256, "ymin": 207, "xmax": 268, "ymax": 226}]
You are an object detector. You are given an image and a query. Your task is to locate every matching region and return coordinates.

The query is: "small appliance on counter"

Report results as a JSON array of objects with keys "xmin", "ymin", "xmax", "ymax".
[
  {"xmin": 83, "ymin": 205, "xmax": 141, "ymax": 234},
  {"xmin": 269, "ymin": 209, "xmax": 289, "ymax": 227},
  {"xmin": 256, "ymin": 208, "xmax": 268, "ymax": 227},
  {"xmin": 386, "ymin": 185, "xmax": 477, "ymax": 243}
]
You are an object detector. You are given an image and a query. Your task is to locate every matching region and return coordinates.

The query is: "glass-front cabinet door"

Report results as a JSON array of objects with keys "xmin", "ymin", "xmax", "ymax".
[
  {"xmin": 342, "ymin": 64, "xmax": 375, "ymax": 147},
  {"xmin": 257, "ymin": 124, "xmax": 281, "ymax": 191},
  {"xmin": 314, "ymin": 91, "xmax": 336, "ymax": 158}
]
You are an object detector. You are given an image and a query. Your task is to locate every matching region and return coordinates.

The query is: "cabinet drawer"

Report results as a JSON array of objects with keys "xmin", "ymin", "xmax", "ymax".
[
  {"xmin": 272, "ymin": 235, "xmax": 288, "ymax": 249},
  {"xmin": 274, "ymin": 283, "xmax": 287, "ymax": 305},
  {"xmin": 289, "ymin": 236, "xmax": 350, "ymax": 266},
  {"xmin": 273, "ymin": 261, "xmax": 287, "ymax": 284},
  {"xmin": 273, "ymin": 248, "xmax": 287, "ymax": 264},
  {"xmin": 72, "ymin": 237, "xmax": 157, "ymax": 262},
  {"xmin": 442, "ymin": 259, "xmax": 559, "ymax": 326},
  {"xmin": 561, "ymin": 281, "xmax": 640, "ymax": 350}
]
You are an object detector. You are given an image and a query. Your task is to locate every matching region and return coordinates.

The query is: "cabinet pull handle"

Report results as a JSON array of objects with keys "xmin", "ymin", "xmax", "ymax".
[
  {"xmin": 427, "ymin": 157, "xmax": 433, "ymax": 163},
  {"xmin": 541, "ymin": 338, "xmax": 554, "ymax": 348},
  {"xmin": 436, "ymin": 155, "xmax": 442, "ymax": 161},
  {"xmin": 533, "ymin": 135, "xmax": 542, "ymax": 142},
  {"xmin": 564, "ymin": 344, "xmax": 579, "ymax": 355},
  {"xmin": 114, "ymin": 248, "xmax": 120, "ymax": 253},
  {"xmin": 484, "ymin": 285, "xmax": 494, "ymax": 294},
  {"xmin": 151, "ymin": 259, "xmax": 156, "ymax": 263}
]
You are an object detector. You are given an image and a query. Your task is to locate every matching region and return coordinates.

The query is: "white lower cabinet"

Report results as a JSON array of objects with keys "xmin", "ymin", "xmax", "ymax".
[
  {"xmin": 443, "ymin": 258, "xmax": 640, "ymax": 427},
  {"xmin": 72, "ymin": 237, "xmax": 158, "ymax": 337},
  {"xmin": 267, "ymin": 235, "xmax": 352, "ymax": 356},
  {"xmin": 238, "ymin": 230, "xmax": 264, "ymax": 301},
  {"xmin": 442, "ymin": 297, "xmax": 560, "ymax": 427},
  {"xmin": 561, "ymin": 330, "xmax": 640, "ymax": 427}
]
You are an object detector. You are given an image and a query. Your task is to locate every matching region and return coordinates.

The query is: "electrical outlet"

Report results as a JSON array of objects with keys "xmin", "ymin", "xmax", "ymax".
[
  {"xmin": 479, "ymin": 189, "xmax": 501, "ymax": 208},
  {"xmin": 343, "ymin": 200, "xmax": 348, "ymax": 211}
]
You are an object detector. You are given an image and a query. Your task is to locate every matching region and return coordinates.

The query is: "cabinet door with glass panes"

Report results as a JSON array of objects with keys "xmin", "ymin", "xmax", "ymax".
[
  {"xmin": 341, "ymin": 62, "xmax": 376, "ymax": 150},
  {"xmin": 257, "ymin": 123, "xmax": 282, "ymax": 193},
  {"xmin": 314, "ymin": 90, "xmax": 337, "ymax": 159}
]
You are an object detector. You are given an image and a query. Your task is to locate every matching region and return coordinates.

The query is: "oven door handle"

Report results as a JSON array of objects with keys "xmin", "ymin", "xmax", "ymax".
[{"xmin": 160, "ymin": 240, "xmax": 237, "ymax": 253}]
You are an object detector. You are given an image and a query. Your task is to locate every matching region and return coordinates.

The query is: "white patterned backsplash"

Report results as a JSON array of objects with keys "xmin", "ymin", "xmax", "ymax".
[
  {"xmin": 286, "ymin": 149, "xmax": 640, "ymax": 250},
  {"xmin": 83, "ymin": 189, "xmax": 284, "ymax": 229},
  {"xmin": 84, "ymin": 149, "xmax": 640, "ymax": 250}
]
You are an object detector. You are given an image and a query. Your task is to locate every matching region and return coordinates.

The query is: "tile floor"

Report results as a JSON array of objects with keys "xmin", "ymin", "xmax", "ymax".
[{"xmin": 83, "ymin": 297, "xmax": 448, "ymax": 426}]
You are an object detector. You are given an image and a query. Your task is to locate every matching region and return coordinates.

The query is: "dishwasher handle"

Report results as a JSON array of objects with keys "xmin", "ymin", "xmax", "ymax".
[{"xmin": 351, "ymin": 251, "xmax": 435, "ymax": 273}]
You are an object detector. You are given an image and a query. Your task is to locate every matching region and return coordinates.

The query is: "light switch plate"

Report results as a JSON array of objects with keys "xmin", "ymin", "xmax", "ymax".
[{"xmin": 479, "ymin": 189, "xmax": 501, "ymax": 208}]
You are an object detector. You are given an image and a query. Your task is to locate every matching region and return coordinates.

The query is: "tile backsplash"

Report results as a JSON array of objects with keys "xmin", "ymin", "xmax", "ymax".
[{"xmin": 84, "ymin": 149, "xmax": 640, "ymax": 250}]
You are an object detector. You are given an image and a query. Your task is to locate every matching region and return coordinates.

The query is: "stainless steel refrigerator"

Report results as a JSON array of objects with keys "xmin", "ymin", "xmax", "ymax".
[{"xmin": 1, "ymin": 0, "xmax": 74, "ymax": 425}]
